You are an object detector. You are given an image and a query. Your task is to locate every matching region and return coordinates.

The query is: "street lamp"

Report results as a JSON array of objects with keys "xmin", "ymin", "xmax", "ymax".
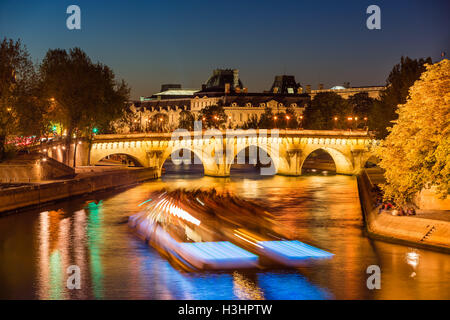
[{"xmin": 347, "ymin": 116, "xmax": 354, "ymax": 130}]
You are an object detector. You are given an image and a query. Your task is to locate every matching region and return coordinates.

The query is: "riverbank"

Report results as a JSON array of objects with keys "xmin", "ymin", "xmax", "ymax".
[
  {"xmin": 357, "ymin": 169, "xmax": 450, "ymax": 253},
  {"xmin": 0, "ymin": 166, "xmax": 159, "ymax": 214}
]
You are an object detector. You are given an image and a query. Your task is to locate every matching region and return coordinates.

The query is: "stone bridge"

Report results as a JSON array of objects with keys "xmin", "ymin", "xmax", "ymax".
[{"xmin": 89, "ymin": 129, "xmax": 378, "ymax": 177}]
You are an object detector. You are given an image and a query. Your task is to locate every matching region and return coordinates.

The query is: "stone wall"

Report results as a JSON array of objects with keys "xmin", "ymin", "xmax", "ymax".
[
  {"xmin": 0, "ymin": 167, "xmax": 158, "ymax": 214},
  {"xmin": 0, "ymin": 154, "xmax": 75, "ymax": 182},
  {"xmin": 358, "ymin": 170, "xmax": 450, "ymax": 252}
]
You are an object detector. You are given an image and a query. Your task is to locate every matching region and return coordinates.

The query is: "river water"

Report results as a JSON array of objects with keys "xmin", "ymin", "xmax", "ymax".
[{"xmin": 0, "ymin": 165, "xmax": 449, "ymax": 300}]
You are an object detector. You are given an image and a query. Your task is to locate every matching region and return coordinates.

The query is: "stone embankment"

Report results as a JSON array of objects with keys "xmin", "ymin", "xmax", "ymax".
[
  {"xmin": 357, "ymin": 169, "xmax": 450, "ymax": 253},
  {"xmin": 0, "ymin": 167, "xmax": 158, "ymax": 214}
]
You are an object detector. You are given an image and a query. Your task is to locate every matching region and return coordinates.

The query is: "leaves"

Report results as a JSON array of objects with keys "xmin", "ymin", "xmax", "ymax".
[{"xmin": 377, "ymin": 59, "xmax": 450, "ymax": 205}]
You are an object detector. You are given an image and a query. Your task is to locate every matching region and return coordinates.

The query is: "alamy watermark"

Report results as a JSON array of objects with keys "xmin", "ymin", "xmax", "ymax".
[
  {"xmin": 366, "ymin": 5, "xmax": 381, "ymax": 30},
  {"xmin": 366, "ymin": 265, "xmax": 381, "ymax": 289},
  {"xmin": 66, "ymin": 5, "xmax": 81, "ymax": 30},
  {"xmin": 66, "ymin": 265, "xmax": 81, "ymax": 290}
]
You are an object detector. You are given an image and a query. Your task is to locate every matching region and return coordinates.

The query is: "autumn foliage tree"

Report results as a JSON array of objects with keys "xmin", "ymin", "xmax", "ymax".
[{"xmin": 376, "ymin": 59, "xmax": 450, "ymax": 205}]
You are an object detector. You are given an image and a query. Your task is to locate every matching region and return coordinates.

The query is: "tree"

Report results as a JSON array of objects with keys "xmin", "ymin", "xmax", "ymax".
[
  {"xmin": 348, "ymin": 92, "xmax": 374, "ymax": 117},
  {"xmin": 40, "ymin": 47, "xmax": 129, "ymax": 165},
  {"xmin": 0, "ymin": 38, "xmax": 47, "ymax": 160},
  {"xmin": 376, "ymin": 59, "xmax": 449, "ymax": 206},
  {"xmin": 199, "ymin": 105, "xmax": 227, "ymax": 129},
  {"xmin": 258, "ymin": 107, "xmax": 275, "ymax": 129},
  {"xmin": 243, "ymin": 115, "xmax": 259, "ymax": 129},
  {"xmin": 304, "ymin": 92, "xmax": 351, "ymax": 129},
  {"xmin": 178, "ymin": 110, "xmax": 195, "ymax": 131},
  {"xmin": 285, "ymin": 105, "xmax": 300, "ymax": 129},
  {"xmin": 150, "ymin": 113, "xmax": 168, "ymax": 132},
  {"xmin": 372, "ymin": 56, "xmax": 432, "ymax": 139}
]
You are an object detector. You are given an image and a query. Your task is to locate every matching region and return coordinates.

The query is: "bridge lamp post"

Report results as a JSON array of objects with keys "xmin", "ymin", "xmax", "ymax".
[
  {"xmin": 274, "ymin": 116, "xmax": 278, "ymax": 128},
  {"xmin": 159, "ymin": 117, "xmax": 164, "ymax": 132},
  {"xmin": 285, "ymin": 115, "xmax": 290, "ymax": 130},
  {"xmin": 334, "ymin": 116, "xmax": 338, "ymax": 129},
  {"xmin": 347, "ymin": 117, "xmax": 353, "ymax": 130},
  {"xmin": 362, "ymin": 117, "xmax": 368, "ymax": 131},
  {"xmin": 299, "ymin": 115, "xmax": 303, "ymax": 129}
]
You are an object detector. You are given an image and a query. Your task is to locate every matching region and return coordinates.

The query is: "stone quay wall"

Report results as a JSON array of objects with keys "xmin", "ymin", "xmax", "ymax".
[
  {"xmin": 0, "ymin": 167, "xmax": 158, "ymax": 214},
  {"xmin": 357, "ymin": 170, "xmax": 450, "ymax": 252}
]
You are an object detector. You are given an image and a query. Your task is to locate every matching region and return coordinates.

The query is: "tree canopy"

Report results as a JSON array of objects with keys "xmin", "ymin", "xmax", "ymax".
[
  {"xmin": 376, "ymin": 59, "xmax": 449, "ymax": 205},
  {"xmin": 0, "ymin": 38, "xmax": 46, "ymax": 160},
  {"xmin": 178, "ymin": 110, "xmax": 195, "ymax": 131},
  {"xmin": 40, "ymin": 47, "xmax": 129, "ymax": 163},
  {"xmin": 371, "ymin": 56, "xmax": 432, "ymax": 139},
  {"xmin": 199, "ymin": 105, "xmax": 227, "ymax": 129},
  {"xmin": 303, "ymin": 92, "xmax": 351, "ymax": 130}
]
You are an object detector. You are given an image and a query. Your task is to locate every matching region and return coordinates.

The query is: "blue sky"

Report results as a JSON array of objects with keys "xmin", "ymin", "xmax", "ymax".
[{"xmin": 1, "ymin": 0, "xmax": 448, "ymax": 98}]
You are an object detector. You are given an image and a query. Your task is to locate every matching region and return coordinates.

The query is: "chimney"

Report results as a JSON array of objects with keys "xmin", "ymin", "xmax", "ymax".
[
  {"xmin": 225, "ymin": 83, "xmax": 230, "ymax": 94},
  {"xmin": 306, "ymin": 85, "xmax": 311, "ymax": 93},
  {"xmin": 273, "ymin": 87, "xmax": 279, "ymax": 94},
  {"xmin": 243, "ymin": 87, "xmax": 248, "ymax": 93},
  {"xmin": 235, "ymin": 87, "xmax": 241, "ymax": 94},
  {"xmin": 297, "ymin": 87, "xmax": 303, "ymax": 94},
  {"xmin": 318, "ymin": 83, "xmax": 324, "ymax": 90},
  {"xmin": 233, "ymin": 69, "xmax": 239, "ymax": 89}
]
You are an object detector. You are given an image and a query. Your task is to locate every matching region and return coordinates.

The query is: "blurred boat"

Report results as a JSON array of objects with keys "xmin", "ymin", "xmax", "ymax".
[{"xmin": 129, "ymin": 189, "xmax": 333, "ymax": 271}]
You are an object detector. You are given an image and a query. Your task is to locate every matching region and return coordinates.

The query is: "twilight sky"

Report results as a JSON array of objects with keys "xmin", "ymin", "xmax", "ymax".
[{"xmin": 1, "ymin": 0, "xmax": 449, "ymax": 99}]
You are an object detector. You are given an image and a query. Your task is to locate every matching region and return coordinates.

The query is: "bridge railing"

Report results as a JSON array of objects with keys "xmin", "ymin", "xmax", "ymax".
[{"xmin": 93, "ymin": 129, "xmax": 371, "ymax": 141}]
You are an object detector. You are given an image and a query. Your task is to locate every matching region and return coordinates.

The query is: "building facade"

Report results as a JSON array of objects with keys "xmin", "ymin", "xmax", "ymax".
[
  {"xmin": 118, "ymin": 69, "xmax": 309, "ymax": 133},
  {"xmin": 309, "ymin": 85, "xmax": 385, "ymax": 99},
  {"xmin": 115, "ymin": 70, "xmax": 385, "ymax": 133}
]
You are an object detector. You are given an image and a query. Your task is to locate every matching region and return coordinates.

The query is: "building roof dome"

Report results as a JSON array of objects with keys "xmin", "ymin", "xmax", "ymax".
[{"xmin": 330, "ymin": 86, "xmax": 346, "ymax": 90}]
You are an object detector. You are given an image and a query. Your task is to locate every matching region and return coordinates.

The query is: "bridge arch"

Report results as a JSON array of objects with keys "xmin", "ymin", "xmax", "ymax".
[
  {"xmin": 227, "ymin": 144, "xmax": 279, "ymax": 175},
  {"xmin": 159, "ymin": 146, "xmax": 207, "ymax": 174},
  {"xmin": 227, "ymin": 139, "xmax": 292, "ymax": 175},
  {"xmin": 300, "ymin": 146, "xmax": 354, "ymax": 175},
  {"xmin": 90, "ymin": 151, "xmax": 147, "ymax": 167}
]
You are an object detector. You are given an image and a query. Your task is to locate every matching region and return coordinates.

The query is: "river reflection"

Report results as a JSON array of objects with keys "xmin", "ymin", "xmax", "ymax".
[{"xmin": 0, "ymin": 166, "xmax": 449, "ymax": 299}]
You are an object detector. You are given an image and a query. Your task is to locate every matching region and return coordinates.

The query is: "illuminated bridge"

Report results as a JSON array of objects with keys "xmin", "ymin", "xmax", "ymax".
[{"xmin": 88, "ymin": 130, "xmax": 378, "ymax": 177}]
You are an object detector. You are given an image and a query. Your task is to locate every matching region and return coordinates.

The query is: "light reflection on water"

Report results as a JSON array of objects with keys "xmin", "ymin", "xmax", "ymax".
[{"xmin": 0, "ymin": 166, "xmax": 449, "ymax": 299}]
